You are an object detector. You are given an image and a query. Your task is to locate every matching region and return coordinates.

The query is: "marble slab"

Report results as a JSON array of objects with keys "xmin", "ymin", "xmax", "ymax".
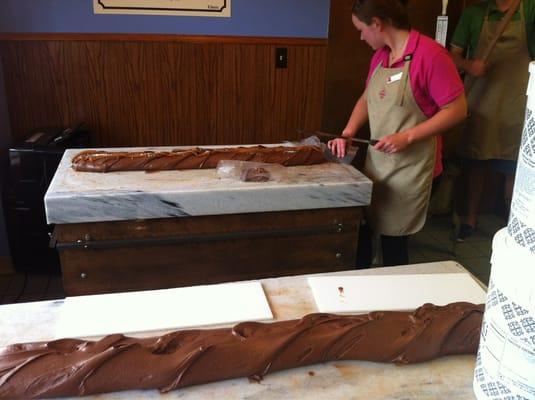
[
  {"xmin": 45, "ymin": 145, "xmax": 373, "ymax": 224},
  {"xmin": 0, "ymin": 261, "xmax": 483, "ymax": 399}
]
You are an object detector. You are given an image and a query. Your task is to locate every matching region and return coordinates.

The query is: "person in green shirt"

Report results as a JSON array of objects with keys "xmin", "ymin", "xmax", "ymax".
[{"xmin": 449, "ymin": 0, "xmax": 535, "ymax": 241}]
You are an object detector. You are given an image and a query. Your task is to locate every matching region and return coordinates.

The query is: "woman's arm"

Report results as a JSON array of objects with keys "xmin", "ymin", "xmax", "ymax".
[
  {"xmin": 328, "ymin": 89, "xmax": 369, "ymax": 158},
  {"xmin": 374, "ymin": 94, "xmax": 467, "ymax": 154}
]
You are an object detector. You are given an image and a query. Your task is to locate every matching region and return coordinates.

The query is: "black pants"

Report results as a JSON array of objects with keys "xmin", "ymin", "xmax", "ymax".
[
  {"xmin": 355, "ymin": 175, "xmax": 441, "ymax": 268},
  {"xmin": 356, "ymin": 223, "xmax": 408, "ymax": 268},
  {"xmin": 431, "ymin": 174, "xmax": 442, "ymax": 197}
]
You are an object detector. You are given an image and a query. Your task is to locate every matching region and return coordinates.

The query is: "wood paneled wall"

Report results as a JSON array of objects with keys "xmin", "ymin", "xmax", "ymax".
[{"xmin": 0, "ymin": 34, "xmax": 327, "ymax": 146}]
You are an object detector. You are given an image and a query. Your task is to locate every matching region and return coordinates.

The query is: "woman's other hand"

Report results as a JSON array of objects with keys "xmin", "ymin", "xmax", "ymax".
[
  {"xmin": 327, "ymin": 138, "xmax": 348, "ymax": 158},
  {"xmin": 374, "ymin": 131, "xmax": 411, "ymax": 153}
]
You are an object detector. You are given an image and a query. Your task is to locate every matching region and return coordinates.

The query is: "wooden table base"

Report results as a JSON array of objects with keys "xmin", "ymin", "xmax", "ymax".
[{"xmin": 54, "ymin": 208, "xmax": 362, "ymax": 296}]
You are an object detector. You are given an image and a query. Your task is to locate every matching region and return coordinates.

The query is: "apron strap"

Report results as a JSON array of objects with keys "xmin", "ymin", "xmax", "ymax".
[
  {"xmin": 480, "ymin": 0, "xmax": 522, "ymax": 62},
  {"xmin": 371, "ymin": 60, "xmax": 384, "ymax": 80},
  {"xmin": 395, "ymin": 54, "xmax": 413, "ymax": 107}
]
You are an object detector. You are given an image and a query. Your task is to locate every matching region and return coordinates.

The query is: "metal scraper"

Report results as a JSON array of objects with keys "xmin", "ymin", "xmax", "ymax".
[{"xmin": 312, "ymin": 131, "xmax": 379, "ymax": 146}]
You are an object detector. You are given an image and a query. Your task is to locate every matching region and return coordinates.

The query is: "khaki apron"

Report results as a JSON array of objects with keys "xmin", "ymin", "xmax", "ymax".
[
  {"xmin": 460, "ymin": 1, "xmax": 530, "ymax": 160},
  {"xmin": 365, "ymin": 54, "xmax": 436, "ymax": 236}
]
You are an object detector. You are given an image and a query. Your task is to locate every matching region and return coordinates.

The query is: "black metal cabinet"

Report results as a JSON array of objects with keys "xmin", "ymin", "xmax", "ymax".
[{"xmin": 4, "ymin": 125, "xmax": 90, "ymax": 272}]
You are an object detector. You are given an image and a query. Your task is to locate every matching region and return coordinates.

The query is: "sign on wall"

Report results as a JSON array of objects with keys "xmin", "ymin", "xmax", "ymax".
[{"xmin": 93, "ymin": 0, "xmax": 231, "ymax": 17}]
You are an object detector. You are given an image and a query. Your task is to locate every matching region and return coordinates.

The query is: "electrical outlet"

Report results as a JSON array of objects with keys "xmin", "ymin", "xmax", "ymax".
[{"xmin": 275, "ymin": 47, "xmax": 287, "ymax": 69}]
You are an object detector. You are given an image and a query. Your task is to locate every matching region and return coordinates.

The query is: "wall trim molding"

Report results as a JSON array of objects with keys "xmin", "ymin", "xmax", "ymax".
[{"xmin": 0, "ymin": 32, "xmax": 327, "ymax": 46}]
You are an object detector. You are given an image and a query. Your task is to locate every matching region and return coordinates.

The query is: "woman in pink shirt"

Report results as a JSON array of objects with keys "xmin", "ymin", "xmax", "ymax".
[{"xmin": 328, "ymin": 0, "xmax": 467, "ymax": 267}]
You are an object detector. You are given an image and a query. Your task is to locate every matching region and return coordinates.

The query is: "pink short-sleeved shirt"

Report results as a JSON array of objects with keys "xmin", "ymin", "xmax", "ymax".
[{"xmin": 366, "ymin": 30, "xmax": 464, "ymax": 177}]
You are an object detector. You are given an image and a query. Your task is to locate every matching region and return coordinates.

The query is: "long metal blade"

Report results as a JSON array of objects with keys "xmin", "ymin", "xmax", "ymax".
[{"xmin": 312, "ymin": 131, "xmax": 378, "ymax": 146}]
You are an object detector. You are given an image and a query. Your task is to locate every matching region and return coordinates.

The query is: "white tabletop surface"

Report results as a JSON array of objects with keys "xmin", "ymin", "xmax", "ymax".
[
  {"xmin": 44, "ymin": 145, "xmax": 372, "ymax": 224},
  {"xmin": 0, "ymin": 261, "xmax": 485, "ymax": 399}
]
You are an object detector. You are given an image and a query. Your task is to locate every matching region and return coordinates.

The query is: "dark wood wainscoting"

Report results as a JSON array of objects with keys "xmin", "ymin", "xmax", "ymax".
[{"xmin": 0, "ymin": 34, "xmax": 327, "ymax": 146}]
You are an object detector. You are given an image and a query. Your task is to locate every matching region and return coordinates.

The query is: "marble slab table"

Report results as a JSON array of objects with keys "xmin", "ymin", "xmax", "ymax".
[
  {"xmin": 45, "ymin": 145, "xmax": 373, "ymax": 296},
  {"xmin": 0, "ymin": 261, "xmax": 483, "ymax": 399}
]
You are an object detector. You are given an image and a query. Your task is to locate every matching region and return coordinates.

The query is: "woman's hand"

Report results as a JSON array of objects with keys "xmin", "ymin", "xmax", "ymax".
[
  {"xmin": 374, "ymin": 131, "xmax": 411, "ymax": 153},
  {"xmin": 327, "ymin": 138, "xmax": 348, "ymax": 158}
]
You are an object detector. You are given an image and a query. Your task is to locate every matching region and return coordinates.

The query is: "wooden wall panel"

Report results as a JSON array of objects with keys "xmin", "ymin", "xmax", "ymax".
[
  {"xmin": 0, "ymin": 35, "xmax": 327, "ymax": 147},
  {"xmin": 321, "ymin": 0, "xmax": 371, "ymax": 136}
]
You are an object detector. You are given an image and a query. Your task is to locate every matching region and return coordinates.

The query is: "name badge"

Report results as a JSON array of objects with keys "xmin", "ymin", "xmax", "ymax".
[{"xmin": 387, "ymin": 72, "xmax": 403, "ymax": 84}]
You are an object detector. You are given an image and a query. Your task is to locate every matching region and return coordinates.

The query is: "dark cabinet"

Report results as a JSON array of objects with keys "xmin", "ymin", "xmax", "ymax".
[{"xmin": 4, "ymin": 125, "xmax": 90, "ymax": 272}]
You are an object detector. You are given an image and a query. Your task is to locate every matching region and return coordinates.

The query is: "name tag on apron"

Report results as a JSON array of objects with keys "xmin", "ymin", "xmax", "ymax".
[{"xmin": 387, "ymin": 72, "xmax": 403, "ymax": 84}]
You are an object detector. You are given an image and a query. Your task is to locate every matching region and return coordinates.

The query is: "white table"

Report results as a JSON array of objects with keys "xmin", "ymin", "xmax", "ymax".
[
  {"xmin": 0, "ymin": 261, "xmax": 485, "ymax": 399},
  {"xmin": 45, "ymin": 146, "xmax": 372, "ymax": 224}
]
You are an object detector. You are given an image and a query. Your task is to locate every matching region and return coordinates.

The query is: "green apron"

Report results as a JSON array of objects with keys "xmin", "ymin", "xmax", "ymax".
[
  {"xmin": 365, "ymin": 53, "xmax": 436, "ymax": 236},
  {"xmin": 460, "ymin": 1, "xmax": 530, "ymax": 160}
]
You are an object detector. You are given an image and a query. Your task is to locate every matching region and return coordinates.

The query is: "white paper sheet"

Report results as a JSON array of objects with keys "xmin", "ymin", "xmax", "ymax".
[
  {"xmin": 55, "ymin": 281, "xmax": 272, "ymax": 338},
  {"xmin": 308, "ymin": 272, "xmax": 486, "ymax": 313}
]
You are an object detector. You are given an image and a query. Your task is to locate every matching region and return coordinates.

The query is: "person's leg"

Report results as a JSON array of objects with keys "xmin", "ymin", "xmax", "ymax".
[
  {"xmin": 355, "ymin": 221, "xmax": 373, "ymax": 269},
  {"xmin": 489, "ymin": 159, "xmax": 516, "ymax": 217},
  {"xmin": 381, "ymin": 234, "xmax": 409, "ymax": 267},
  {"xmin": 431, "ymin": 174, "xmax": 442, "ymax": 197},
  {"xmin": 465, "ymin": 160, "xmax": 487, "ymax": 227},
  {"xmin": 496, "ymin": 160, "xmax": 516, "ymax": 213},
  {"xmin": 458, "ymin": 160, "xmax": 488, "ymax": 240},
  {"xmin": 504, "ymin": 173, "xmax": 514, "ymax": 211}
]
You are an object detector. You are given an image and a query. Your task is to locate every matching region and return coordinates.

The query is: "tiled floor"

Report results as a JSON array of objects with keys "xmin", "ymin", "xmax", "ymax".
[
  {"xmin": 409, "ymin": 213, "xmax": 505, "ymax": 286},
  {"xmin": 0, "ymin": 214, "xmax": 503, "ymax": 305}
]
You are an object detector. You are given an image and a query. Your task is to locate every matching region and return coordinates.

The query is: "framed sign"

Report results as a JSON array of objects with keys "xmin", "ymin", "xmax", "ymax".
[{"xmin": 93, "ymin": 0, "xmax": 231, "ymax": 17}]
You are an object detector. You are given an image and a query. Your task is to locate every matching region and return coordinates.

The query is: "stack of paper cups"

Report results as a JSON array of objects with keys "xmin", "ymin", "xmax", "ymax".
[
  {"xmin": 473, "ymin": 62, "xmax": 535, "ymax": 399},
  {"xmin": 508, "ymin": 61, "xmax": 535, "ymax": 254}
]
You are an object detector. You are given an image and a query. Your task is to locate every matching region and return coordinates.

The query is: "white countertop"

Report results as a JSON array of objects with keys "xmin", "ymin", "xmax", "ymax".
[
  {"xmin": 44, "ymin": 145, "xmax": 372, "ymax": 224},
  {"xmin": 0, "ymin": 261, "xmax": 484, "ymax": 399}
]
